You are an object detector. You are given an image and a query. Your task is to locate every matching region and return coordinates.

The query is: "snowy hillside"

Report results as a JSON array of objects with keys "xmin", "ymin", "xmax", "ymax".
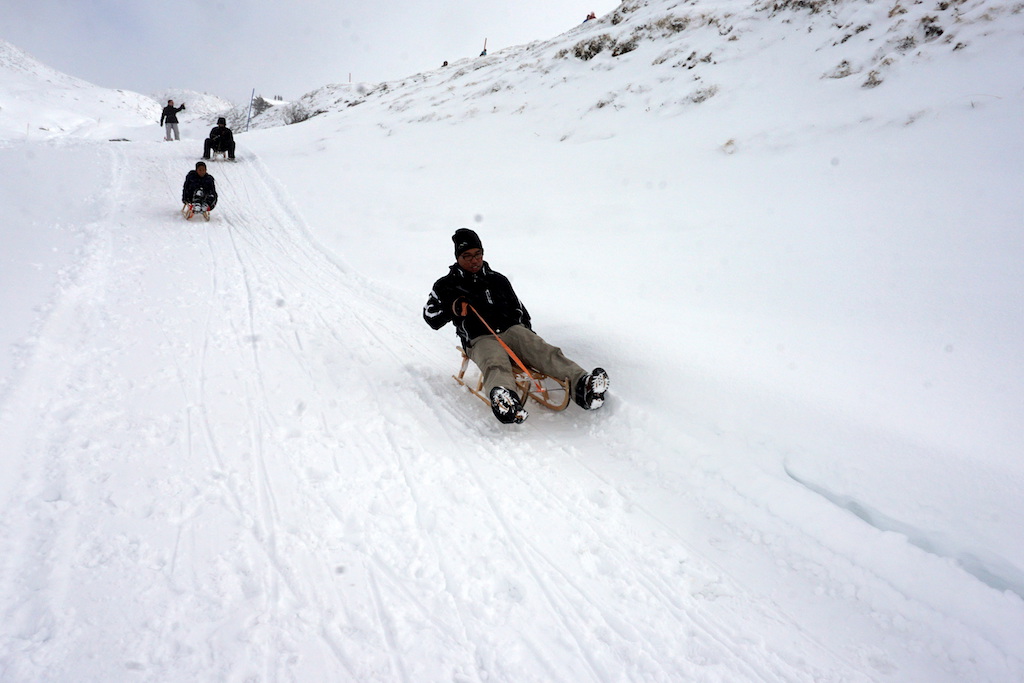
[
  {"xmin": 0, "ymin": 42, "xmax": 236, "ymax": 142},
  {"xmin": 1, "ymin": 0, "xmax": 1023, "ymax": 680},
  {"xmin": 249, "ymin": 0, "xmax": 1024, "ymax": 130},
  {"xmin": 0, "ymin": 39, "xmax": 159, "ymax": 140}
]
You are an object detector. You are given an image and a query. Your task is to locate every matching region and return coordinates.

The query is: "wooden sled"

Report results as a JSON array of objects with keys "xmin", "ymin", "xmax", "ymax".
[
  {"xmin": 181, "ymin": 202, "xmax": 210, "ymax": 221},
  {"xmin": 453, "ymin": 348, "xmax": 571, "ymax": 411}
]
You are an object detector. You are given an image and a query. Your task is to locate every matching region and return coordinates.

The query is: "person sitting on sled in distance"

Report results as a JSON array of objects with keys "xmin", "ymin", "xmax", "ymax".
[
  {"xmin": 203, "ymin": 117, "xmax": 236, "ymax": 160},
  {"xmin": 181, "ymin": 161, "xmax": 218, "ymax": 210},
  {"xmin": 423, "ymin": 228, "xmax": 609, "ymax": 424}
]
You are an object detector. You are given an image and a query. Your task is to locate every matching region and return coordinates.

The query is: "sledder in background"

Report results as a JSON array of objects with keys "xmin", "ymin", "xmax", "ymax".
[
  {"xmin": 203, "ymin": 117, "xmax": 236, "ymax": 161},
  {"xmin": 181, "ymin": 161, "xmax": 218, "ymax": 221},
  {"xmin": 423, "ymin": 228, "xmax": 609, "ymax": 424}
]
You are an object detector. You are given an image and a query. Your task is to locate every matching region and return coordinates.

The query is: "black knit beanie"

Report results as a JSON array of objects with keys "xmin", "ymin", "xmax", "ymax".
[{"xmin": 452, "ymin": 228, "xmax": 483, "ymax": 257}]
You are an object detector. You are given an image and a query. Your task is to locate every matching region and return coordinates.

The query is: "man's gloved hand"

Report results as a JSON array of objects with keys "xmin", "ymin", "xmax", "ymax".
[{"xmin": 452, "ymin": 297, "xmax": 469, "ymax": 317}]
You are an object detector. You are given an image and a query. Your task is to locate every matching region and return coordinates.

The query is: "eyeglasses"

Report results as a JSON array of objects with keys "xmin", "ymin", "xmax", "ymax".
[{"xmin": 459, "ymin": 251, "xmax": 484, "ymax": 261}]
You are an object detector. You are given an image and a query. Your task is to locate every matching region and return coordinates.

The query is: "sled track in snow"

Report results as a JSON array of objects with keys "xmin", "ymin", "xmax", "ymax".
[
  {"xmin": 159, "ymin": 144, "xmax": 851, "ymax": 681},
  {"xmin": 1, "ymin": 138, "xmax": 1020, "ymax": 682}
]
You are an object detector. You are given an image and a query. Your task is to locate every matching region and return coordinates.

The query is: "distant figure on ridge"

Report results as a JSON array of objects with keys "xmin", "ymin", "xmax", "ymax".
[
  {"xmin": 160, "ymin": 99, "xmax": 186, "ymax": 141},
  {"xmin": 583, "ymin": 12, "xmax": 597, "ymax": 22},
  {"xmin": 203, "ymin": 117, "xmax": 236, "ymax": 160}
]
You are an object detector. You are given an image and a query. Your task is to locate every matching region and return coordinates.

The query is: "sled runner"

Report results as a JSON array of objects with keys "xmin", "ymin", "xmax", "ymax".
[
  {"xmin": 454, "ymin": 348, "xmax": 571, "ymax": 411},
  {"xmin": 181, "ymin": 201, "xmax": 210, "ymax": 221},
  {"xmin": 210, "ymin": 149, "xmax": 234, "ymax": 162},
  {"xmin": 182, "ymin": 189, "xmax": 211, "ymax": 221}
]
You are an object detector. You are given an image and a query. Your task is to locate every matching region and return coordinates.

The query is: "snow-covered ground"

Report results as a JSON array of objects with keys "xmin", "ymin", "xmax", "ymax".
[{"xmin": 1, "ymin": 1, "xmax": 1023, "ymax": 680}]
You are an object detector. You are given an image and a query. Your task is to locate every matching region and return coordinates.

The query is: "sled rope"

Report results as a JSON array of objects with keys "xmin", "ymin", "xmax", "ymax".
[{"xmin": 465, "ymin": 303, "xmax": 547, "ymax": 395}]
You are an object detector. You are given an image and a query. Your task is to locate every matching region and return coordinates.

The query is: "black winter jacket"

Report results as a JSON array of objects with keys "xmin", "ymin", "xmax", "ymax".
[
  {"xmin": 160, "ymin": 104, "xmax": 185, "ymax": 125},
  {"xmin": 423, "ymin": 261, "xmax": 531, "ymax": 348},
  {"xmin": 208, "ymin": 125, "xmax": 234, "ymax": 148},
  {"xmin": 182, "ymin": 170, "xmax": 217, "ymax": 206}
]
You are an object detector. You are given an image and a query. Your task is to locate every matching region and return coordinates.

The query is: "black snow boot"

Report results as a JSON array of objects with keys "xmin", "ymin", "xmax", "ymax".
[
  {"xmin": 489, "ymin": 386, "xmax": 528, "ymax": 424},
  {"xmin": 574, "ymin": 368, "xmax": 610, "ymax": 410}
]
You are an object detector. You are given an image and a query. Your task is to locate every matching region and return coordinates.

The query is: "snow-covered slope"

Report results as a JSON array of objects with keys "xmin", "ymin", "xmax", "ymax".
[
  {"xmin": 250, "ymin": 0, "xmax": 1024, "ymax": 130},
  {"xmin": 1, "ymin": 0, "xmax": 1023, "ymax": 680},
  {"xmin": 0, "ymin": 43, "xmax": 236, "ymax": 142},
  {"xmin": 243, "ymin": 0, "xmax": 1024, "ymax": 602},
  {"xmin": 0, "ymin": 39, "xmax": 159, "ymax": 140}
]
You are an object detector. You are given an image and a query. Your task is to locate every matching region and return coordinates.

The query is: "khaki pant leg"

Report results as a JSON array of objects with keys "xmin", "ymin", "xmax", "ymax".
[
  {"xmin": 500, "ymin": 325, "xmax": 586, "ymax": 390},
  {"xmin": 467, "ymin": 335, "xmax": 517, "ymax": 397}
]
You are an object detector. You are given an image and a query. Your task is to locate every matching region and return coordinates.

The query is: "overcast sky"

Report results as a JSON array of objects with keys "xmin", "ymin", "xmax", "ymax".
[{"xmin": 1, "ymin": 0, "xmax": 620, "ymax": 105}]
